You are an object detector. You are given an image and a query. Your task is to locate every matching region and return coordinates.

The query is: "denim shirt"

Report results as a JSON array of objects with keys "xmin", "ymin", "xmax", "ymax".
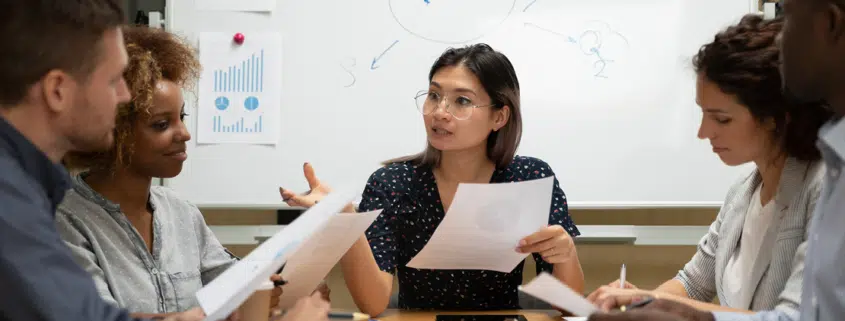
[
  {"xmin": 0, "ymin": 116, "xmax": 136, "ymax": 321},
  {"xmin": 55, "ymin": 174, "xmax": 237, "ymax": 314},
  {"xmin": 713, "ymin": 117, "xmax": 845, "ymax": 321},
  {"xmin": 800, "ymin": 117, "xmax": 845, "ymax": 321}
]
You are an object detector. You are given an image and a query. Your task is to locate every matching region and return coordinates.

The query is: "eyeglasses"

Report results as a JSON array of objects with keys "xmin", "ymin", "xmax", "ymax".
[{"xmin": 414, "ymin": 90, "xmax": 497, "ymax": 120}]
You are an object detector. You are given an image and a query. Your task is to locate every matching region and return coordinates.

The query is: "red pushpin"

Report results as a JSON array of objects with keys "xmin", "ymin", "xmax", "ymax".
[{"xmin": 233, "ymin": 33, "xmax": 245, "ymax": 45}]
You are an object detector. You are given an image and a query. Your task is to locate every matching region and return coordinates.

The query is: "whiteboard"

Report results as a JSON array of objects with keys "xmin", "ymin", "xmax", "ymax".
[{"xmin": 165, "ymin": 0, "xmax": 758, "ymax": 209}]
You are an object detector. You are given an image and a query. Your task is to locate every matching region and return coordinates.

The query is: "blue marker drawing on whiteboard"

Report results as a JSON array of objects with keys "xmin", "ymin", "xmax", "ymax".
[
  {"xmin": 523, "ymin": 0, "xmax": 538, "ymax": 12},
  {"xmin": 424, "ymin": 0, "xmax": 430, "ymax": 4},
  {"xmin": 340, "ymin": 57, "xmax": 357, "ymax": 88},
  {"xmin": 371, "ymin": 40, "xmax": 399, "ymax": 70},
  {"xmin": 523, "ymin": 21, "xmax": 628, "ymax": 78},
  {"xmin": 389, "ymin": 0, "xmax": 516, "ymax": 45}
]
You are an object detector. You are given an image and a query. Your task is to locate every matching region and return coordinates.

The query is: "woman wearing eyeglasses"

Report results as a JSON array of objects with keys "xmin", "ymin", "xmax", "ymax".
[{"xmin": 280, "ymin": 43, "xmax": 584, "ymax": 316}]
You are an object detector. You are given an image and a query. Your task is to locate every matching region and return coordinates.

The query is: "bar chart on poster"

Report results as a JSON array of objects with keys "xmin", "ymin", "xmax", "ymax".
[
  {"xmin": 197, "ymin": 32, "xmax": 280, "ymax": 144},
  {"xmin": 212, "ymin": 50, "xmax": 264, "ymax": 93}
]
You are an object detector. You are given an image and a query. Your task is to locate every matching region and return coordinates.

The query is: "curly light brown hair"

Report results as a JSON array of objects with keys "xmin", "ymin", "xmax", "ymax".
[
  {"xmin": 64, "ymin": 25, "xmax": 200, "ymax": 172},
  {"xmin": 693, "ymin": 14, "xmax": 833, "ymax": 161}
]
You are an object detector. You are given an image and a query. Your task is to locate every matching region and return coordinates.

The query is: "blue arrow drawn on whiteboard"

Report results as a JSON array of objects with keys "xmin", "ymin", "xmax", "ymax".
[{"xmin": 371, "ymin": 40, "xmax": 399, "ymax": 70}]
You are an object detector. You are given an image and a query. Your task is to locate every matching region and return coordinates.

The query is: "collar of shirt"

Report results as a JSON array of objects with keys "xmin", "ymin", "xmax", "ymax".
[
  {"xmin": 0, "ymin": 115, "xmax": 70, "ymax": 210},
  {"xmin": 71, "ymin": 172, "xmax": 159, "ymax": 215},
  {"xmin": 819, "ymin": 116, "xmax": 845, "ymax": 160}
]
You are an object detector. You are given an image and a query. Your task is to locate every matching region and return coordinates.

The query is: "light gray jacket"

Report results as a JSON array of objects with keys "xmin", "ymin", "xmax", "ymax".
[
  {"xmin": 55, "ymin": 174, "xmax": 237, "ymax": 314},
  {"xmin": 676, "ymin": 157, "xmax": 823, "ymax": 312},
  {"xmin": 713, "ymin": 118, "xmax": 845, "ymax": 321}
]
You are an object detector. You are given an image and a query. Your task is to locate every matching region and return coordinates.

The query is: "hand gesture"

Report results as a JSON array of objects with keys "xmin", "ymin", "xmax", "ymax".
[
  {"xmin": 606, "ymin": 279, "xmax": 638, "ymax": 290},
  {"xmin": 269, "ymin": 274, "xmax": 285, "ymax": 314},
  {"xmin": 515, "ymin": 225, "xmax": 576, "ymax": 263},
  {"xmin": 313, "ymin": 279, "xmax": 331, "ymax": 302},
  {"xmin": 280, "ymin": 163, "xmax": 331, "ymax": 208},
  {"xmin": 587, "ymin": 286, "xmax": 654, "ymax": 311},
  {"xmin": 279, "ymin": 292, "xmax": 330, "ymax": 321}
]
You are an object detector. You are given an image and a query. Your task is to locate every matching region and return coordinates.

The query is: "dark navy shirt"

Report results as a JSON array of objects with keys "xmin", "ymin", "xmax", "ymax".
[
  {"xmin": 358, "ymin": 155, "xmax": 580, "ymax": 310},
  {"xmin": 0, "ymin": 116, "xmax": 136, "ymax": 321}
]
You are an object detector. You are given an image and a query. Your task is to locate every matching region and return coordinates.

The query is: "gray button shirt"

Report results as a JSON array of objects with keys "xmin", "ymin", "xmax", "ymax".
[
  {"xmin": 55, "ymin": 174, "xmax": 237, "ymax": 314},
  {"xmin": 713, "ymin": 117, "xmax": 845, "ymax": 321}
]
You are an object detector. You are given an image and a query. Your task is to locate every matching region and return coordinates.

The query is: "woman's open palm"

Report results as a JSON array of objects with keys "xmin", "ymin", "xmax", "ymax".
[{"xmin": 280, "ymin": 163, "xmax": 331, "ymax": 208}]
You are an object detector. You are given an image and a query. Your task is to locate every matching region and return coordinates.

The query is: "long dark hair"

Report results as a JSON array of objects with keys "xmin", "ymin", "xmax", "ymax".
[
  {"xmin": 386, "ymin": 43, "xmax": 522, "ymax": 169},
  {"xmin": 693, "ymin": 14, "xmax": 832, "ymax": 161}
]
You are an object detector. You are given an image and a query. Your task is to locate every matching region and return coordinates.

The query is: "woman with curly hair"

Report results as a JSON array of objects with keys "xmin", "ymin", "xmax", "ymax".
[
  {"xmin": 54, "ymin": 25, "xmax": 328, "ymax": 320},
  {"xmin": 585, "ymin": 14, "xmax": 833, "ymax": 314}
]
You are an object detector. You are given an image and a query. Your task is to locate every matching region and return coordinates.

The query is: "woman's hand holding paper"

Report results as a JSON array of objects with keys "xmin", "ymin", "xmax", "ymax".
[{"xmin": 515, "ymin": 225, "xmax": 576, "ymax": 264}]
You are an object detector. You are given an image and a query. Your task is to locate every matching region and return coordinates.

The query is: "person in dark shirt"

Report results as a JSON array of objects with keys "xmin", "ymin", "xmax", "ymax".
[
  {"xmin": 0, "ymin": 1, "xmax": 328, "ymax": 321},
  {"xmin": 281, "ymin": 43, "xmax": 584, "ymax": 316}
]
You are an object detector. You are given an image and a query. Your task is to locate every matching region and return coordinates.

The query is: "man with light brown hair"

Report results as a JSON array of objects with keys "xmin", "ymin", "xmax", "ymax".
[{"xmin": 0, "ymin": 1, "xmax": 216, "ymax": 320}]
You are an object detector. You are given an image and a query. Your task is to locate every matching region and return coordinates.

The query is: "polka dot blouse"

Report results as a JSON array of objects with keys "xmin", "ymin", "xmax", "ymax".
[{"xmin": 357, "ymin": 155, "xmax": 580, "ymax": 310}]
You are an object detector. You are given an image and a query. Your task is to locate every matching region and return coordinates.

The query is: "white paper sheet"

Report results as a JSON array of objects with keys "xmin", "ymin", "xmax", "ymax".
[
  {"xmin": 519, "ymin": 272, "xmax": 599, "ymax": 317},
  {"xmin": 195, "ymin": 0, "xmax": 275, "ymax": 12},
  {"xmin": 406, "ymin": 177, "xmax": 554, "ymax": 273},
  {"xmin": 277, "ymin": 210, "xmax": 381, "ymax": 308},
  {"xmin": 195, "ymin": 187, "xmax": 358, "ymax": 321},
  {"xmin": 197, "ymin": 32, "xmax": 281, "ymax": 145}
]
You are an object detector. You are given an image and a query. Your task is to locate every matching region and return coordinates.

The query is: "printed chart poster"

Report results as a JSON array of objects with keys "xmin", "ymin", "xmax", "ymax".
[{"xmin": 197, "ymin": 32, "xmax": 281, "ymax": 145}]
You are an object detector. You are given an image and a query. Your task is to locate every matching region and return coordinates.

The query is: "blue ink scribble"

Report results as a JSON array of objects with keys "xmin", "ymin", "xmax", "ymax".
[
  {"xmin": 371, "ymin": 40, "xmax": 400, "ymax": 70},
  {"xmin": 523, "ymin": 0, "xmax": 537, "ymax": 12},
  {"xmin": 424, "ymin": 0, "xmax": 430, "ymax": 4},
  {"xmin": 524, "ymin": 21, "xmax": 628, "ymax": 79},
  {"xmin": 340, "ymin": 57, "xmax": 357, "ymax": 88}
]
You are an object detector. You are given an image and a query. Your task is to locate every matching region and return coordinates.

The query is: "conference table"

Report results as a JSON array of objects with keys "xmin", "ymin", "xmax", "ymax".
[
  {"xmin": 270, "ymin": 306, "xmax": 588, "ymax": 321},
  {"xmin": 361, "ymin": 310, "xmax": 580, "ymax": 321},
  {"xmin": 271, "ymin": 309, "xmax": 580, "ymax": 321},
  {"xmin": 377, "ymin": 310, "xmax": 557, "ymax": 321}
]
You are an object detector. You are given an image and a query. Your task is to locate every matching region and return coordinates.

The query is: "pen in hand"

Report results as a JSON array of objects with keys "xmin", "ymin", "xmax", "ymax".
[
  {"xmin": 274, "ymin": 263, "xmax": 287, "ymax": 287},
  {"xmin": 619, "ymin": 297, "xmax": 654, "ymax": 312},
  {"xmin": 619, "ymin": 263, "xmax": 626, "ymax": 289}
]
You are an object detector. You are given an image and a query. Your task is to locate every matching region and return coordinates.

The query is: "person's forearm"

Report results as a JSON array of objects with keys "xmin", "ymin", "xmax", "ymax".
[
  {"xmin": 653, "ymin": 293, "xmax": 754, "ymax": 314},
  {"xmin": 652, "ymin": 280, "xmax": 751, "ymax": 314},
  {"xmin": 130, "ymin": 312, "xmax": 177, "ymax": 320},
  {"xmin": 339, "ymin": 236, "xmax": 393, "ymax": 316},
  {"xmin": 552, "ymin": 250, "xmax": 585, "ymax": 294},
  {"xmin": 653, "ymin": 279, "xmax": 691, "ymax": 298}
]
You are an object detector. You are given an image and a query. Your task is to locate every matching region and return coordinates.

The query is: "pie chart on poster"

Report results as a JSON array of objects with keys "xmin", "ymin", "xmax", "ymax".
[{"xmin": 389, "ymin": 0, "xmax": 516, "ymax": 44}]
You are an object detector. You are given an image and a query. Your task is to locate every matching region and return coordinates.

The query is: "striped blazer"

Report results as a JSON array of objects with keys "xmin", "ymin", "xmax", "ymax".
[{"xmin": 675, "ymin": 157, "xmax": 824, "ymax": 312}]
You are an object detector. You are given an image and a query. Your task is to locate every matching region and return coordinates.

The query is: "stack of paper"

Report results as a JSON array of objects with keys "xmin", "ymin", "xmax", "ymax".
[
  {"xmin": 519, "ymin": 272, "xmax": 599, "ymax": 317},
  {"xmin": 195, "ymin": 187, "xmax": 358, "ymax": 321},
  {"xmin": 407, "ymin": 177, "xmax": 555, "ymax": 273},
  {"xmin": 277, "ymin": 210, "xmax": 381, "ymax": 308}
]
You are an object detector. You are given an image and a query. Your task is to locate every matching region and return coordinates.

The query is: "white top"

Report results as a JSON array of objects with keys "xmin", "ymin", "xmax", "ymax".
[{"xmin": 722, "ymin": 183, "xmax": 777, "ymax": 309}]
